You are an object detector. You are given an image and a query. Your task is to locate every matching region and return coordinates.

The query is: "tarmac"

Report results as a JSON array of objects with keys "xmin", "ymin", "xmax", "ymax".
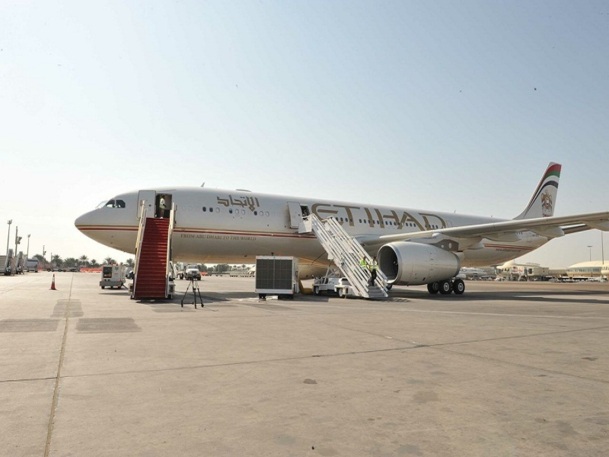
[{"xmin": 1, "ymin": 272, "xmax": 608, "ymax": 457}]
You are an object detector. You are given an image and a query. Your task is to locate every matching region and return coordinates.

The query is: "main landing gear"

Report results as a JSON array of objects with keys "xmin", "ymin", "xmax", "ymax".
[{"xmin": 426, "ymin": 278, "xmax": 465, "ymax": 295}]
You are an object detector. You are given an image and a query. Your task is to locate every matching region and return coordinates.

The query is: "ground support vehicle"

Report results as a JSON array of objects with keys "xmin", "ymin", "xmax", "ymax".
[
  {"xmin": 184, "ymin": 265, "xmax": 201, "ymax": 280},
  {"xmin": 312, "ymin": 276, "xmax": 351, "ymax": 298},
  {"xmin": 0, "ymin": 255, "xmax": 8, "ymax": 275},
  {"xmin": 255, "ymin": 256, "xmax": 299, "ymax": 300},
  {"xmin": 99, "ymin": 264, "xmax": 126, "ymax": 289}
]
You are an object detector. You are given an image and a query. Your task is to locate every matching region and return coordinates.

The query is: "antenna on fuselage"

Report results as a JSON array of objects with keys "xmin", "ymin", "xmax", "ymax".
[{"xmin": 201, "ymin": 182, "xmax": 205, "ymax": 187}]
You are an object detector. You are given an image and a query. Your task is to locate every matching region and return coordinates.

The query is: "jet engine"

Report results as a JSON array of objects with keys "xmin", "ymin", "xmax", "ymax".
[{"xmin": 377, "ymin": 241, "xmax": 460, "ymax": 285}]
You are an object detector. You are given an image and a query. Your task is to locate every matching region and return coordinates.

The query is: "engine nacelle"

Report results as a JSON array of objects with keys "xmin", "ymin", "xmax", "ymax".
[{"xmin": 378, "ymin": 242, "xmax": 461, "ymax": 285}]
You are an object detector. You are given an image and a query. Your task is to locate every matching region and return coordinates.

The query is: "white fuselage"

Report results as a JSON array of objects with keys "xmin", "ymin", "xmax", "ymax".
[{"xmin": 75, "ymin": 187, "xmax": 548, "ymax": 276}]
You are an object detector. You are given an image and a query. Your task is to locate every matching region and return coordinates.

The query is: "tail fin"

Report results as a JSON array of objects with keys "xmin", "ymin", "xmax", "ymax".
[{"xmin": 514, "ymin": 162, "xmax": 562, "ymax": 219}]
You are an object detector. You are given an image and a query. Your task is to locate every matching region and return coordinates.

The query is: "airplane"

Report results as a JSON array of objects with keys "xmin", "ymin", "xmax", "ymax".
[
  {"xmin": 75, "ymin": 162, "xmax": 609, "ymax": 295},
  {"xmin": 457, "ymin": 267, "xmax": 495, "ymax": 280}
]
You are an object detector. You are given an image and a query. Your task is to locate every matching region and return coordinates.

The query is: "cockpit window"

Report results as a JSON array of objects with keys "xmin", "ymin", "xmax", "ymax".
[{"xmin": 97, "ymin": 199, "xmax": 126, "ymax": 209}]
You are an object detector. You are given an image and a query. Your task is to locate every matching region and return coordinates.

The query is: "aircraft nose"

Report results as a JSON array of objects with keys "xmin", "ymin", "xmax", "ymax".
[{"xmin": 75, "ymin": 211, "xmax": 94, "ymax": 231}]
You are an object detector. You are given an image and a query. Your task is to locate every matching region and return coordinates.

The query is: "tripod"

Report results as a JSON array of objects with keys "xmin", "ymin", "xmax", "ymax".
[{"xmin": 181, "ymin": 278, "xmax": 204, "ymax": 309}]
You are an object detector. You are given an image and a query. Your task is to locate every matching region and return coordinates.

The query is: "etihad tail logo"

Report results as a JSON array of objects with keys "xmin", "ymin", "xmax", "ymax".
[
  {"xmin": 541, "ymin": 190, "xmax": 553, "ymax": 217},
  {"xmin": 516, "ymin": 163, "xmax": 561, "ymax": 219}
]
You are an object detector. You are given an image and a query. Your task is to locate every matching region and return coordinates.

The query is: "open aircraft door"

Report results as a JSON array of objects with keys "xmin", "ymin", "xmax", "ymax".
[
  {"xmin": 287, "ymin": 202, "xmax": 310, "ymax": 230},
  {"xmin": 138, "ymin": 190, "xmax": 156, "ymax": 218}
]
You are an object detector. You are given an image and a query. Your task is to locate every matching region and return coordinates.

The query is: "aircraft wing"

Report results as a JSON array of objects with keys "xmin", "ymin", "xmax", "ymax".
[{"xmin": 357, "ymin": 211, "xmax": 609, "ymax": 250}]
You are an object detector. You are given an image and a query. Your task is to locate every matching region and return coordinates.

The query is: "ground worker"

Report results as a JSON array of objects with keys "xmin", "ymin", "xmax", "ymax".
[
  {"xmin": 360, "ymin": 256, "xmax": 369, "ymax": 270},
  {"xmin": 369, "ymin": 257, "xmax": 378, "ymax": 286}
]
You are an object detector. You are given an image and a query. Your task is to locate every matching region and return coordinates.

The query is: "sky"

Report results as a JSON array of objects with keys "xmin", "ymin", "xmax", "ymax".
[{"xmin": 1, "ymin": 0, "xmax": 608, "ymax": 268}]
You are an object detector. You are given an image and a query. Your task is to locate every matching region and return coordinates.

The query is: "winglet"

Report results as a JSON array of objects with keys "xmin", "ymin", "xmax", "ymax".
[{"xmin": 514, "ymin": 162, "xmax": 562, "ymax": 219}]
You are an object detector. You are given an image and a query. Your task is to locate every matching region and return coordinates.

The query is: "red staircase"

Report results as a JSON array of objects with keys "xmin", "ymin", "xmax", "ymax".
[{"xmin": 133, "ymin": 218, "xmax": 170, "ymax": 299}]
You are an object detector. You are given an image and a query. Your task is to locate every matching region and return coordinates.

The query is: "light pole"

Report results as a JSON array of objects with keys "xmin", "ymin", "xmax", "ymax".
[
  {"xmin": 14, "ymin": 226, "xmax": 21, "ymax": 256},
  {"xmin": 587, "ymin": 245, "xmax": 593, "ymax": 262},
  {"xmin": 5, "ymin": 220, "xmax": 11, "ymax": 256},
  {"xmin": 26, "ymin": 234, "xmax": 31, "ymax": 261}
]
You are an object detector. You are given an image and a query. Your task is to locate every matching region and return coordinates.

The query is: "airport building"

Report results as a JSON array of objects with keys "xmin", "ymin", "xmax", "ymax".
[
  {"xmin": 566, "ymin": 261, "xmax": 609, "ymax": 280},
  {"xmin": 496, "ymin": 261, "xmax": 550, "ymax": 281}
]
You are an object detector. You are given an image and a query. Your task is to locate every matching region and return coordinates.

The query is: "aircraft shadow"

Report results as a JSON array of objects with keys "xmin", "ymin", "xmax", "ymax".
[{"xmin": 388, "ymin": 288, "xmax": 609, "ymax": 306}]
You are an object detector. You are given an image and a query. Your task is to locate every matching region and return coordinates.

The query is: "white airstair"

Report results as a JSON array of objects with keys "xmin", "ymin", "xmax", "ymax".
[{"xmin": 303, "ymin": 214, "xmax": 388, "ymax": 299}]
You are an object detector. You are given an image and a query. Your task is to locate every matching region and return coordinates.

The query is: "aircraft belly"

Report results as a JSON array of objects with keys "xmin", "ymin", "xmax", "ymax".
[{"xmin": 171, "ymin": 231, "xmax": 326, "ymax": 265}]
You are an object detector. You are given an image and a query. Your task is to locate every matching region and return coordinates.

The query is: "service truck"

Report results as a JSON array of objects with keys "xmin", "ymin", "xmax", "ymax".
[
  {"xmin": 26, "ymin": 259, "xmax": 39, "ymax": 272},
  {"xmin": 0, "ymin": 255, "xmax": 8, "ymax": 275},
  {"xmin": 184, "ymin": 264, "xmax": 201, "ymax": 280},
  {"xmin": 312, "ymin": 276, "xmax": 351, "ymax": 298},
  {"xmin": 99, "ymin": 264, "xmax": 126, "ymax": 289}
]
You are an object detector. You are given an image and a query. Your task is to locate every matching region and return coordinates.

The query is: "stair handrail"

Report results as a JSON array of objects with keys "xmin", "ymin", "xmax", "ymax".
[
  {"xmin": 325, "ymin": 218, "xmax": 370, "ymax": 297},
  {"xmin": 131, "ymin": 200, "xmax": 148, "ymax": 299},
  {"xmin": 325, "ymin": 217, "xmax": 389, "ymax": 287},
  {"xmin": 165, "ymin": 203, "xmax": 176, "ymax": 298},
  {"xmin": 306, "ymin": 215, "xmax": 362, "ymax": 295},
  {"xmin": 305, "ymin": 214, "xmax": 387, "ymax": 298}
]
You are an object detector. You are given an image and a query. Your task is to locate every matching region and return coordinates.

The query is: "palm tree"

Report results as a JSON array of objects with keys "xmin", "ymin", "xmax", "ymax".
[
  {"xmin": 79, "ymin": 255, "xmax": 89, "ymax": 267},
  {"xmin": 64, "ymin": 258, "xmax": 76, "ymax": 267},
  {"xmin": 104, "ymin": 257, "xmax": 116, "ymax": 265},
  {"xmin": 51, "ymin": 255, "xmax": 63, "ymax": 269}
]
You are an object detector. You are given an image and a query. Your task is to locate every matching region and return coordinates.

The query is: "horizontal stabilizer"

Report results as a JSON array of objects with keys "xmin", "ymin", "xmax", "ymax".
[
  {"xmin": 588, "ymin": 221, "xmax": 609, "ymax": 231},
  {"xmin": 532, "ymin": 226, "xmax": 565, "ymax": 238}
]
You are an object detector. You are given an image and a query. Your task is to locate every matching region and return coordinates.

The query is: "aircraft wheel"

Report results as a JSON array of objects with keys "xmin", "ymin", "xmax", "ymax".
[
  {"xmin": 439, "ymin": 280, "xmax": 452, "ymax": 295},
  {"xmin": 313, "ymin": 286, "xmax": 320, "ymax": 295},
  {"xmin": 386, "ymin": 284, "xmax": 393, "ymax": 291},
  {"xmin": 453, "ymin": 279, "xmax": 465, "ymax": 295},
  {"xmin": 427, "ymin": 282, "xmax": 440, "ymax": 294}
]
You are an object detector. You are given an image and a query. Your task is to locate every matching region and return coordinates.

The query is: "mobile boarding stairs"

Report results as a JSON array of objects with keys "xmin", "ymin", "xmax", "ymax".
[
  {"xmin": 302, "ymin": 214, "xmax": 388, "ymax": 300},
  {"xmin": 131, "ymin": 200, "xmax": 175, "ymax": 300}
]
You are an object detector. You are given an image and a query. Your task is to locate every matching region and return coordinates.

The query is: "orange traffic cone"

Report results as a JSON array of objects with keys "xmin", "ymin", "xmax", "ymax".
[{"xmin": 50, "ymin": 274, "xmax": 57, "ymax": 290}]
